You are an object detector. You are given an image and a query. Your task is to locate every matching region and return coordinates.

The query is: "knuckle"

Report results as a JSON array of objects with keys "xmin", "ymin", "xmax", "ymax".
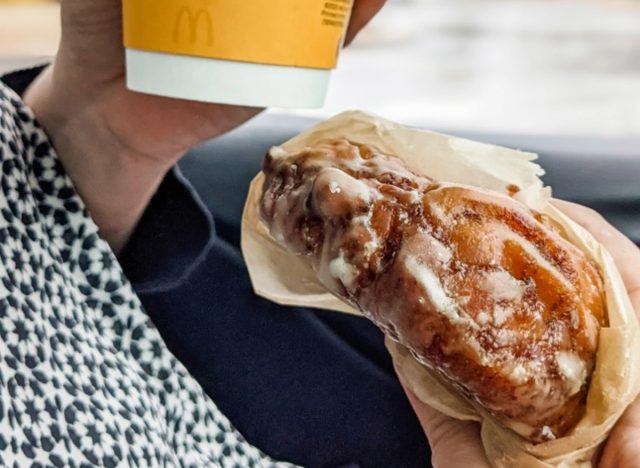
[
  {"xmin": 427, "ymin": 417, "xmax": 473, "ymax": 454},
  {"xmin": 583, "ymin": 206, "xmax": 606, "ymax": 225}
]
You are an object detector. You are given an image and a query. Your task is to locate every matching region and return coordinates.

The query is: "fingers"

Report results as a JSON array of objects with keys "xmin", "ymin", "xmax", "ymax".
[
  {"xmin": 552, "ymin": 199, "xmax": 640, "ymax": 312},
  {"xmin": 57, "ymin": 0, "xmax": 125, "ymax": 74},
  {"xmin": 552, "ymin": 202, "xmax": 640, "ymax": 467},
  {"xmin": 345, "ymin": 0, "xmax": 386, "ymax": 45},
  {"xmin": 400, "ymin": 381, "xmax": 490, "ymax": 468},
  {"xmin": 598, "ymin": 397, "xmax": 640, "ymax": 468}
]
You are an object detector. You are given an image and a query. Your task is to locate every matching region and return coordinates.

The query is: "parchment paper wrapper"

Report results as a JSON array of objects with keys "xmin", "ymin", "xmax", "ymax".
[{"xmin": 241, "ymin": 111, "xmax": 640, "ymax": 467}]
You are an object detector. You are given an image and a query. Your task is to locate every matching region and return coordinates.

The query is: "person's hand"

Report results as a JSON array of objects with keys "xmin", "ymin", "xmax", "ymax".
[
  {"xmin": 24, "ymin": 0, "xmax": 386, "ymax": 253},
  {"xmin": 400, "ymin": 381, "xmax": 490, "ymax": 468},
  {"xmin": 396, "ymin": 200, "xmax": 640, "ymax": 468},
  {"xmin": 553, "ymin": 201, "xmax": 640, "ymax": 468}
]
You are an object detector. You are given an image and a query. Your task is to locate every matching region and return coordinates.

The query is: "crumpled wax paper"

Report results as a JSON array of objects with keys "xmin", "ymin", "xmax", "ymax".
[{"xmin": 240, "ymin": 111, "xmax": 640, "ymax": 467}]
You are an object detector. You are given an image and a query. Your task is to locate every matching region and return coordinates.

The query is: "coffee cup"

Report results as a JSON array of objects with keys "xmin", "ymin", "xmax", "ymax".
[{"xmin": 122, "ymin": 0, "xmax": 353, "ymax": 108}]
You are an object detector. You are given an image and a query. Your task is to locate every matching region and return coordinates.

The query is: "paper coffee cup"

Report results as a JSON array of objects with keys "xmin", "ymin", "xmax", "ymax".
[{"xmin": 122, "ymin": 0, "xmax": 353, "ymax": 108}]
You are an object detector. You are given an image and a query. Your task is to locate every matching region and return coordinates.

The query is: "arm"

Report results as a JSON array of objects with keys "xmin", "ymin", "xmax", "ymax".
[{"xmin": 24, "ymin": 0, "xmax": 386, "ymax": 255}]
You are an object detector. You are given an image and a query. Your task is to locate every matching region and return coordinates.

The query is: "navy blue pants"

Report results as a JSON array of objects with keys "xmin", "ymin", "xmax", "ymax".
[{"xmin": 120, "ymin": 171, "xmax": 431, "ymax": 468}]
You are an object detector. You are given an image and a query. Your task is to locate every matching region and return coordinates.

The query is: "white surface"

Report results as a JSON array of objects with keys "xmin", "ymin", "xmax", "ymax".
[
  {"xmin": 276, "ymin": 0, "xmax": 640, "ymax": 138},
  {"xmin": 126, "ymin": 49, "xmax": 331, "ymax": 108}
]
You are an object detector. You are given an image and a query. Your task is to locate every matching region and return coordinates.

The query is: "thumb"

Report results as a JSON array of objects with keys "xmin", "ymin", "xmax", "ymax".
[
  {"xmin": 58, "ymin": 0, "xmax": 124, "ymax": 74},
  {"xmin": 345, "ymin": 0, "xmax": 386, "ymax": 45},
  {"xmin": 598, "ymin": 396, "xmax": 640, "ymax": 468},
  {"xmin": 401, "ymin": 382, "xmax": 490, "ymax": 468}
]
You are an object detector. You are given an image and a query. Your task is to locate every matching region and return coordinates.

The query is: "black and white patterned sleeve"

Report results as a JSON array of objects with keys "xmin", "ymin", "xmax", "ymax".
[{"xmin": 0, "ymin": 80, "xmax": 297, "ymax": 467}]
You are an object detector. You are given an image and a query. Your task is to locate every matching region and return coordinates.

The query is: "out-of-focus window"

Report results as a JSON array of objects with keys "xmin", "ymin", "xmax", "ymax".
[
  {"xmin": 282, "ymin": 0, "xmax": 640, "ymax": 139},
  {"xmin": 0, "ymin": 0, "xmax": 59, "ymax": 71},
  {"xmin": 1, "ymin": 0, "xmax": 638, "ymax": 138}
]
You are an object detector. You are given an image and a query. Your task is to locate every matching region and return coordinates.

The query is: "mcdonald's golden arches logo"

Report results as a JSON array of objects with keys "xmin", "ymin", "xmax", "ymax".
[
  {"xmin": 123, "ymin": 0, "xmax": 352, "ymax": 69},
  {"xmin": 173, "ymin": 6, "xmax": 214, "ymax": 47}
]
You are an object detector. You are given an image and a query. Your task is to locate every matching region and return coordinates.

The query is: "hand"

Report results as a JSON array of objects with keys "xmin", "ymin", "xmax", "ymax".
[
  {"xmin": 396, "ymin": 200, "xmax": 640, "ymax": 468},
  {"xmin": 553, "ymin": 201, "xmax": 640, "ymax": 468},
  {"xmin": 400, "ymin": 380, "xmax": 490, "ymax": 468},
  {"xmin": 24, "ymin": 0, "xmax": 386, "ymax": 253}
]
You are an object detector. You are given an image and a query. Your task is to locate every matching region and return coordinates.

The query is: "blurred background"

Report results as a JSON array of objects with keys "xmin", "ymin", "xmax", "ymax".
[{"xmin": 1, "ymin": 0, "xmax": 639, "ymax": 139}]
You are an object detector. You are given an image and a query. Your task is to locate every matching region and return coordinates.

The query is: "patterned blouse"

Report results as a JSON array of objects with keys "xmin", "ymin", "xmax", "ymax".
[{"xmin": 0, "ymin": 79, "xmax": 294, "ymax": 467}]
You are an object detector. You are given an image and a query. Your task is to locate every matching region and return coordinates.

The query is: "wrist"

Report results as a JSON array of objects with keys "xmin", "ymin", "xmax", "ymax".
[{"xmin": 24, "ymin": 65, "xmax": 173, "ymax": 254}]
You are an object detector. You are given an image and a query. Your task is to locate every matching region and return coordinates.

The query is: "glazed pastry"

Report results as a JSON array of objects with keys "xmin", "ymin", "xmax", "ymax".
[{"xmin": 259, "ymin": 139, "xmax": 607, "ymax": 443}]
